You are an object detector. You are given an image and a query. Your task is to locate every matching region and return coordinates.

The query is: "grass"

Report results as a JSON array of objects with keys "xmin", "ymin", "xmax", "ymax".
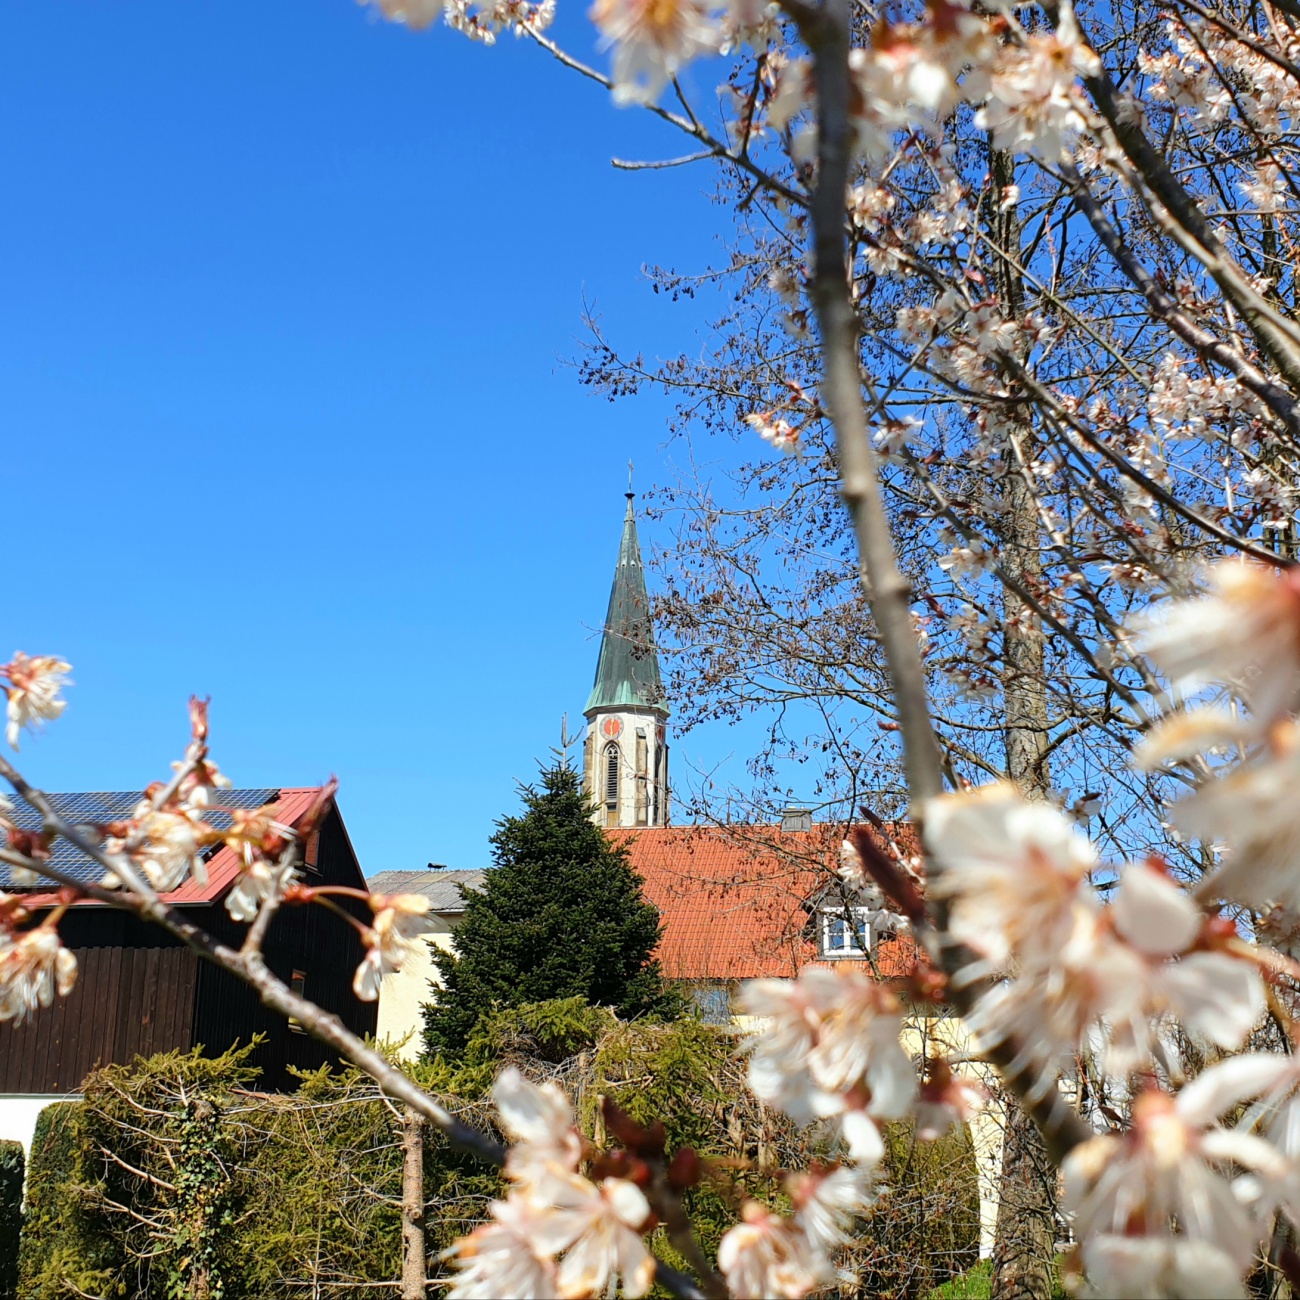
[
  {"xmin": 926, "ymin": 1257, "xmax": 1071, "ymax": 1299},
  {"xmin": 927, "ymin": 1259, "xmax": 993, "ymax": 1299}
]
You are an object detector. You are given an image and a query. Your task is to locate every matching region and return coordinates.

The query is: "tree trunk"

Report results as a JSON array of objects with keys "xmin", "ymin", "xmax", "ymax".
[
  {"xmin": 400, "ymin": 1104, "xmax": 426, "ymax": 1300},
  {"xmin": 991, "ymin": 1101, "xmax": 1058, "ymax": 1300},
  {"xmin": 989, "ymin": 141, "xmax": 1058, "ymax": 1300}
]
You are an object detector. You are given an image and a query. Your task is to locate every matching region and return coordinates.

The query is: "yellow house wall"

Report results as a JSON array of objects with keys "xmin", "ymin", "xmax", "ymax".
[{"xmin": 376, "ymin": 913, "xmax": 459, "ymax": 1062}]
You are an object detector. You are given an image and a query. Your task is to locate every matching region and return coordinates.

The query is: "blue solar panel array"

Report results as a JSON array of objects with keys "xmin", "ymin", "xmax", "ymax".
[{"xmin": 0, "ymin": 788, "xmax": 280, "ymax": 890}]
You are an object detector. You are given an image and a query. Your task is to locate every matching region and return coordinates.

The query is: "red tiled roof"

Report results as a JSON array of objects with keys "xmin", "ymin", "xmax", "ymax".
[
  {"xmin": 608, "ymin": 823, "xmax": 920, "ymax": 982},
  {"xmin": 21, "ymin": 788, "xmax": 327, "ymax": 909}
]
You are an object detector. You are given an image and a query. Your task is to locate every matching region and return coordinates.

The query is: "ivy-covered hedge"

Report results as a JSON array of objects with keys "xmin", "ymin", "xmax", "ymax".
[
  {"xmin": 14, "ymin": 1002, "xmax": 980, "ymax": 1299},
  {"xmin": 0, "ymin": 1139, "xmax": 23, "ymax": 1300}
]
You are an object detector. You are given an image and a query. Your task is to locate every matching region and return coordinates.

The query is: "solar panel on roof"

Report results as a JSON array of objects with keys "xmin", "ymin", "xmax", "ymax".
[{"xmin": 0, "ymin": 788, "xmax": 280, "ymax": 890}]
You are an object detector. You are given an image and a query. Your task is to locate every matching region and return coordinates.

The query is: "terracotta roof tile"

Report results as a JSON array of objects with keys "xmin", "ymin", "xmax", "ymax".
[{"xmin": 608, "ymin": 823, "xmax": 920, "ymax": 982}]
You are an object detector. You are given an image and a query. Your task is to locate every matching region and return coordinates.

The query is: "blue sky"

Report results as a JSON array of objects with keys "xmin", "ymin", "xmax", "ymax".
[{"xmin": 0, "ymin": 1, "xmax": 752, "ymax": 872}]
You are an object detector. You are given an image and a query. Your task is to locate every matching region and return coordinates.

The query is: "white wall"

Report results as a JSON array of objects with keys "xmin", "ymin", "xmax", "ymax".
[{"xmin": 0, "ymin": 1094, "xmax": 75, "ymax": 1157}]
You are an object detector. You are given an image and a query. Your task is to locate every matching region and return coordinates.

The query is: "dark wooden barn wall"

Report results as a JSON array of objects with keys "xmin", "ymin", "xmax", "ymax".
[
  {"xmin": 194, "ymin": 806, "xmax": 377, "ymax": 1088},
  {"xmin": 0, "ymin": 946, "xmax": 198, "ymax": 1093},
  {"xmin": 0, "ymin": 802, "xmax": 377, "ymax": 1096}
]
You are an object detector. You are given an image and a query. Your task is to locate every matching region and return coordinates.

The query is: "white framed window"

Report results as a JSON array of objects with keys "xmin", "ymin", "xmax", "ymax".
[{"xmin": 821, "ymin": 908, "xmax": 873, "ymax": 958}]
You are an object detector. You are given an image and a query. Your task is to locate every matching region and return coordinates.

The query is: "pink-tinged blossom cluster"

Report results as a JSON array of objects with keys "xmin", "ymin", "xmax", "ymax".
[
  {"xmin": 0, "ymin": 901, "xmax": 77, "ymax": 1024},
  {"xmin": 717, "ymin": 1165, "xmax": 872, "ymax": 1300},
  {"xmin": 1, "ymin": 653, "xmax": 71, "ymax": 750},
  {"xmin": 925, "ymin": 785, "xmax": 1263, "ymax": 1084},
  {"xmin": 445, "ymin": 1068, "xmax": 655, "ymax": 1299},
  {"xmin": 738, "ymin": 966, "xmax": 915, "ymax": 1166},
  {"xmin": 352, "ymin": 892, "xmax": 435, "ymax": 1001},
  {"xmin": 1064, "ymin": 1057, "xmax": 1300, "ymax": 1298},
  {"xmin": 973, "ymin": 4, "xmax": 1099, "ymax": 161},
  {"xmin": 590, "ymin": 0, "xmax": 718, "ymax": 105}
]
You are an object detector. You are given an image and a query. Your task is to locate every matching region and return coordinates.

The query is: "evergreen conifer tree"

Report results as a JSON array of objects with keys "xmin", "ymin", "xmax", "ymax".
[{"xmin": 422, "ymin": 762, "xmax": 679, "ymax": 1056}]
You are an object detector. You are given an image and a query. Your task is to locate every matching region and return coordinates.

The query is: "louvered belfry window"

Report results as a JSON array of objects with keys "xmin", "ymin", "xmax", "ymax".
[{"xmin": 604, "ymin": 743, "xmax": 620, "ymax": 806}]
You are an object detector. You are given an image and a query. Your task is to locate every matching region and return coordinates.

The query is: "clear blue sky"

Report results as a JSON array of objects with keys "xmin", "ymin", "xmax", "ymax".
[{"xmin": 0, "ymin": 2, "xmax": 750, "ymax": 872}]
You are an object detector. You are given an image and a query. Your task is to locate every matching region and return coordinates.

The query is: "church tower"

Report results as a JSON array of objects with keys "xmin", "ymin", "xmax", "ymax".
[{"xmin": 583, "ymin": 494, "xmax": 670, "ymax": 828}]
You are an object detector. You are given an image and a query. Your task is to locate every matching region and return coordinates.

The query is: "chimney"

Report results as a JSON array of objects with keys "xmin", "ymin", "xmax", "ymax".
[{"xmin": 780, "ymin": 804, "xmax": 813, "ymax": 833}]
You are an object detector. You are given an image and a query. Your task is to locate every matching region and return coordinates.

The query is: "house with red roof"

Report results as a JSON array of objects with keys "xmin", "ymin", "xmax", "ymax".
[
  {"xmin": 0, "ymin": 787, "xmax": 375, "ymax": 1152},
  {"xmin": 578, "ymin": 493, "xmax": 915, "ymax": 1010},
  {"xmin": 608, "ymin": 817, "xmax": 919, "ymax": 1017}
]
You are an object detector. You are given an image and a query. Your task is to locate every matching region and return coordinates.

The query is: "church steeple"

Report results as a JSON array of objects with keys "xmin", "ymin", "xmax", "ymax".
[
  {"xmin": 583, "ymin": 494, "xmax": 670, "ymax": 829},
  {"xmin": 585, "ymin": 494, "xmax": 668, "ymax": 717}
]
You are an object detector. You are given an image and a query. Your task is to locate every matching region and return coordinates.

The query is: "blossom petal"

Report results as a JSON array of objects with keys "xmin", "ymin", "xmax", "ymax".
[
  {"xmin": 1163, "ymin": 953, "xmax": 1264, "ymax": 1052},
  {"xmin": 1176, "ymin": 1053, "xmax": 1294, "ymax": 1128},
  {"xmin": 1113, "ymin": 862, "xmax": 1201, "ymax": 956}
]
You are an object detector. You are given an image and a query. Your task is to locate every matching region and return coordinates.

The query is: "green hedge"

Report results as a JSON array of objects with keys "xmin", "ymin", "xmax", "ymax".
[
  {"xmin": 0, "ymin": 1139, "xmax": 23, "ymax": 1300},
  {"xmin": 17, "ymin": 1100, "xmax": 118, "ymax": 1300},
  {"xmin": 13, "ymin": 1006, "xmax": 981, "ymax": 1299}
]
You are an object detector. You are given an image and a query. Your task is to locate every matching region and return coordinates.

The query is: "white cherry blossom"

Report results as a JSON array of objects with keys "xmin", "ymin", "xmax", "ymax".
[
  {"xmin": 739, "ymin": 966, "xmax": 914, "ymax": 1149},
  {"xmin": 352, "ymin": 893, "xmax": 433, "ymax": 1001},
  {"xmin": 0, "ymin": 924, "xmax": 77, "ymax": 1022},
  {"xmin": 1166, "ymin": 728, "xmax": 1300, "ymax": 910},
  {"xmin": 717, "ymin": 1202, "xmax": 834, "ymax": 1300},
  {"xmin": 745, "ymin": 411, "xmax": 800, "ymax": 454},
  {"xmin": 924, "ymin": 783, "xmax": 1096, "ymax": 973},
  {"xmin": 493, "ymin": 1067, "xmax": 584, "ymax": 1181},
  {"xmin": 590, "ymin": 0, "xmax": 719, "ymax": 105},
  {"xmin": 1064, "ymin": 1062, "xmax": 1295, "ymax": 1296},
  {"xmin": 2, "ymin": 653, "xmax": 72, "ymax": 750},
  {"xmin": 522, "ymin": 1167, "xmax": 656, "ymax": 1299},
  {"xmin": 788, "ymin": 1164, "xmax": 874, "ymax": 1253},
  {"xmin": 367, "ymin": 0, "xmax": 448, "ymax": 27},
  {"xmin": 1077, "ymin": 1235, "xmax": 1246, "ymax": 1300},
  {"xmin": 103, "ymin": 803, "xmax": 206, "ymax": 893},
  {"xmin": 444, "ymin": 1195, "xmax": 562, "ymax": 1299},
  {"xmin": 1133, "ymin": 562, "xmax": 1300, "ymax": 729},
  {"xmin": 226, "ymin": 858, "xmax": 280, "ymax": 926},
  {"xmin": 974, "ymin": 5, "xmax": 1100, "ymax": 160}
]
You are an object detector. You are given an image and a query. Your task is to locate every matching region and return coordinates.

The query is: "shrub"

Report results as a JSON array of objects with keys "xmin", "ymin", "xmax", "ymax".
[
  {"xmin": 16, "ymin": 1004, "xmax": 981, "ymax": 1299},
  {"xmin": 423, "ymin": 762, "xmax": 682, "ymax": 1056},
  {"xmin": 17, "ymin": 1100, "xmax": 117, "ymax": 1300},
  {"xmin": 0, "ymin": 1140, "xmax": 22, "ymax": 1300}
]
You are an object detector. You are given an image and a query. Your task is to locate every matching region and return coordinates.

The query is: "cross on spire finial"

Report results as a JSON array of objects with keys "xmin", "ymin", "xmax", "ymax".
[{"xmin": 627, "ymin": 459, "xmax": 634, "ymax": 498}]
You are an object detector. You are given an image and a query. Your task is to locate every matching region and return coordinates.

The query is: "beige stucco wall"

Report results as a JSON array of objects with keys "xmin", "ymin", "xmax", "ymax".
[
  {"xmin": 376, "ymin": 913, "xmax": 459, "ymax": 1062},
  {"xmin": 899, "ymin": 1013, "xmax": 1004, "ymax": 1258}
]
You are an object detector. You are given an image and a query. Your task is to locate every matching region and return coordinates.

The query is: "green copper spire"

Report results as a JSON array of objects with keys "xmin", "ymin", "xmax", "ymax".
[{"xmin": 584, "ymin": 494, "xmax": 668, "ymax": 716}]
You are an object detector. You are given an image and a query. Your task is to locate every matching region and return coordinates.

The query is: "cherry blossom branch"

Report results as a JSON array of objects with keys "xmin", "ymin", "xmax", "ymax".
[
  {"xmin": 520, "ymin": 22, "xmax": 806, "ymax": 208},
  {"xmin": 1000, "ymin": 354, "xmax": 1291, "ymax": 566},
  {"xmin": 0, "ymin": 754, "xmax": 723, "ymax": 1300},
  {"xmin": 1058, "ymin": 161, "xmax": 1300, "ymax": 444},
  {"xmin": 0, "ymin": 755, "xmax": 506, "ymax": 1166},
  {"xmin": 789, "ymin": 0, "xmax": 1098, "ymax": 1168},
  {"xmin": 790, "ymin": 0, "xmax": 945, "ymax": 813},
  {"xmin": 1068, "ymin": 6, "xmax": 1300, "ymax": 396}
]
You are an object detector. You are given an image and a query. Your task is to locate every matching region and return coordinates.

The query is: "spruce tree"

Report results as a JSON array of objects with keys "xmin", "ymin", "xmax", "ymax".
[{"xmin": 422, "ymin": 762, "xmax": 679, "ymax": 1056}]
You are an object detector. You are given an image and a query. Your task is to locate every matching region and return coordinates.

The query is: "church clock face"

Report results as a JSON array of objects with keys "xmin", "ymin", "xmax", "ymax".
[{"xmin": 601, "ymin": 717, "xmax": 623, "ymax": 739}]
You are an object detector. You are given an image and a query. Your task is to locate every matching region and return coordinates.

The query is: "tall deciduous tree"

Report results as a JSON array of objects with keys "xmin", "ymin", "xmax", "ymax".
[{"xmin": 422, "ymin": 763, "xmax": 678, "ymax": 1056}]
